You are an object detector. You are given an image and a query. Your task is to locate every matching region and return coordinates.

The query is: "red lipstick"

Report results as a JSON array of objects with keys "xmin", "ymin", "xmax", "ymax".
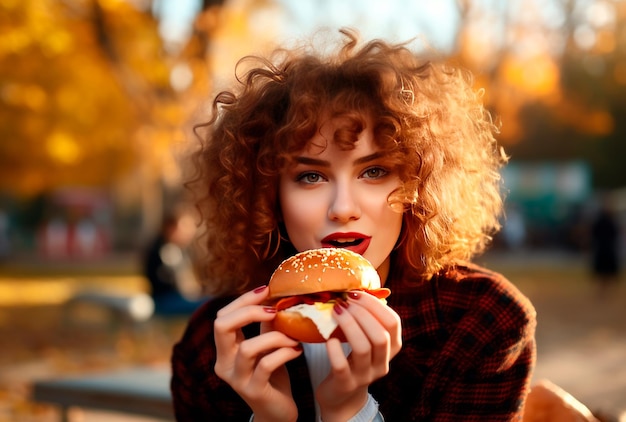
[{"xmin": 321, "ymin": 232, "xmax": 371, "ymax": 256}]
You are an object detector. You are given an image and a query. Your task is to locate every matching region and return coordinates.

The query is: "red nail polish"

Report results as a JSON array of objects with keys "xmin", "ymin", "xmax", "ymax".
[
  {"xmin": 333, "ymin": 302, "xmax": 344, "ymax": 315},
  {"xmin": 254, "ymin": 285, "xmax": 268, "ymax": 294},
  {"xmin": 263, "ymin": 306, "xmax": 276, "ymax": 313},
  {"xmin": 348, "ymin": 291, "xmax": 360, "ymax": 299},
  {"xmin": 339, "ymin": 299, "xmax": 349, "ymax": 309}
]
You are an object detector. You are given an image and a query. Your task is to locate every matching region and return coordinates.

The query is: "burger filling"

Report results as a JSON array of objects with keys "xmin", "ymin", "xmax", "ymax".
[
  {"xmin": 274, "ymin": 289, "xmax": 390, "ymax": 341},
  {"xmin": 287, "ymin": 302, "xmax": 338, "ymax": 340}
]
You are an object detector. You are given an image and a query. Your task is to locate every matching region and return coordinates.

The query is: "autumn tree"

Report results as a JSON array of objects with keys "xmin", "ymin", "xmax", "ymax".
[
  {"xmin": 0, "ymin": 0, "xmax": 224, "ymax": 243},
  {"xmin": 450, "ymin": 0, "xmax": 626, "ymax": 189},
  {"xmin": 1, "ymin": 1, "xmax": 151, "ymax": 194}
]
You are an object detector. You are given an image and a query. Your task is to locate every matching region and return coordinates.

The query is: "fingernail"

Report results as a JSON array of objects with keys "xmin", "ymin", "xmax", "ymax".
[
  {"xmin": 254, "ymin": 285, "xmax": 268, "ymax": 294},
  {"xmin": 348, "ymin": 291, "xmax": 361, "ymax": 299},
  {"xmin": 263, "ymin": 306, "xmax": 276, "ymax": 313},
  {"xmin": 333, "ymin": 302, "xmax": 344, "ymax": 315},
  {"xmin": 293, "ymin": 344, "xmax": 303, "ymax": 352},
  {"xmin": 338, "ymin": 298, "xmax": 349, "ymax": 309}
]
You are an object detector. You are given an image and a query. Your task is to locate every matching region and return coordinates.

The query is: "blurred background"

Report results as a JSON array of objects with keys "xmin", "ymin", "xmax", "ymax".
[{"xmin": 0, "ymin": 0, "xmax": 625, "ymax": 420}]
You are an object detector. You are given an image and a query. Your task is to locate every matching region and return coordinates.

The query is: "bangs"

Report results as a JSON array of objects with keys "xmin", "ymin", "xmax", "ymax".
[{"xmin": 278, "ymin": 89, "xmax": 400, "ymax": 166}]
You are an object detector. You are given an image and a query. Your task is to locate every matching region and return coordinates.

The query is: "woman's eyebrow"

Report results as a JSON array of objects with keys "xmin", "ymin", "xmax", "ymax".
[
  {"xmin": 354, "ymin": 152, "xmax": 386, "ymax": 165},
  {"xmin": 294, "ymin": 156, "xmax": 330, "ymax": 167},
  {"xmin": 294, "ymin": 152, "xmax": 386, "ymax": 167}
]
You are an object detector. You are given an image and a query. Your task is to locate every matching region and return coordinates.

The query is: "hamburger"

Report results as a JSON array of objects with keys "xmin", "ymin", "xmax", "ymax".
[{"xmin": 267, "ymin": 248, "xmax": 390, "ymax": 343}]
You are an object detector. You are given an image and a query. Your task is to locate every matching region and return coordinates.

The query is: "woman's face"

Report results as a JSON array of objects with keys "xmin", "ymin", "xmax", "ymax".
[{"xmin": 279, "ymin": 115, "xmax": 403, "ymax": 283}]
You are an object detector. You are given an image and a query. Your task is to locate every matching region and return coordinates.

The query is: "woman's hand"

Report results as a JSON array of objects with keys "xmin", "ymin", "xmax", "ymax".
[
  {"xmin": 316, "ymin": 290, "xmax": 402, "ymax": 422},
  {"xmin": 213, "ymin": 286, "xmax": 303, "ymax": 422}
]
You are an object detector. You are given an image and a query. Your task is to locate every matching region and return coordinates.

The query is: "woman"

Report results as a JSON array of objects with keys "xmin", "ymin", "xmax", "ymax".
[{"xmin": 172, "ymin": 28, "xmax": 536, "ymax": 421}]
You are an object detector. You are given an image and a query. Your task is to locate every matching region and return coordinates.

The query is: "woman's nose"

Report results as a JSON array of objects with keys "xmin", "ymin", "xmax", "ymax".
[{"xmin": 328, "ymin": 183, "xmax": 361, "ymax": 222}]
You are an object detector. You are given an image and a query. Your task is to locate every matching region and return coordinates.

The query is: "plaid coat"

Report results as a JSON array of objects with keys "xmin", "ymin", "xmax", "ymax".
[{"xmin": 171, "ymin": 261, "xmax": 536, "ymax": 421}]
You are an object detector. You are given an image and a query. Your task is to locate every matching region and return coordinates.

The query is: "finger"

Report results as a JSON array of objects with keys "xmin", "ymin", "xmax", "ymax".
[
  {"xmin": 248, "ymin": 343, "xmax": 304, "ymax": 388},
  {"xmin": 347, "ymin": 290, "xmax": 398, "ymax": 325},
  {"xmin": 328, "ymin": 303, "xmax": 371, "ymax": 376},
  {"xmin": 216, "ymin": 285, "xmax": 270, "ymax": 318},
  {"xmin": 234, "ymin": 332, "xmax": 301, "ymax": 381},
  {"xmin": 214, "ymin": 306, "xmax": 274, "ymax": 383},
  {"xmin": 214, "ymin": 288, "xmax": 276, "ymax": 360},
  {"xmin": 214, "ymin": 286, "xmax": 273, "ymax": 348},
  {"xmin": 325, "ymin": 337, "xmax": 352, "ymax": 376},
  {"xmin": 214, "ymin": 304, "xmax": 277, "ymax": 356},
  {"xmin": 348, "ymin": 291, "xmax": 402, "ymax": 354},
  {"xmin": 342, "ymin": 301, "xmax": 391, "ymax": 369}
]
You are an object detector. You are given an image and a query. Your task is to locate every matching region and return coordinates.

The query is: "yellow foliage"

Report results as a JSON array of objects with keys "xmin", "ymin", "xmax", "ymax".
[
  {"xmin": 46, "ymin": 131, "xmax": 82, "ymax": 165},
  {"xmin": 0, "ymin": 0, "xmax": 203, "ymax": 198},
  {"xmin": 594, "ymin": 30, "xmax": 615, "ymax": 55},
  {"xmin": 501, "ymin": 54, "xmax": 560, "ymax": 99}
]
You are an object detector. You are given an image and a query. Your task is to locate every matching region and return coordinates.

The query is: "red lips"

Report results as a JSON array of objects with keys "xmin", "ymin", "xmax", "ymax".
[{"xmin": 320, "ymin": 232, "xmax": 371, "ymax": 256}]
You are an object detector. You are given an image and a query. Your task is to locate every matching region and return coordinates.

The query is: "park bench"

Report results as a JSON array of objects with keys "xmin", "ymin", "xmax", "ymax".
[
  {"xmin": 32, "ymin": 368, "xmax": 603, "ymax": 422},
  {"xmin": 31, "ymin": 366, "xmax": 173, "ymax": 421}
]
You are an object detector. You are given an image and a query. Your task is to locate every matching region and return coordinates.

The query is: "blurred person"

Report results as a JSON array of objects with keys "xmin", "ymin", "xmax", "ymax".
[
  {"xmin": 171, "ymin": 29, "xmax": 537, "ymax": 421},
  {"xmin": 590, "ymin": 198, "xmax": 621, "ymax": 296},
  {"xmin": 0, "ymin": 208, "xmax": 10, "ymax": 259},
  {"xmin": 72, "ymin": 216, "xmax": 105, "ymax": 257},
  {"xmin": 40, "ymin": 216, "xmax": 69, "ymax": 258},
  {"xmin": 142, "ymin": 208, "xmax": 209, "ymax": 316}
]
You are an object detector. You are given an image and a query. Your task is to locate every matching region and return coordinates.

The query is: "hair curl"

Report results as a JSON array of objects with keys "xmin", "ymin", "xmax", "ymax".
[{"xmin": 188, "ymin": 28, "xmax": 507, "ymax": 296}]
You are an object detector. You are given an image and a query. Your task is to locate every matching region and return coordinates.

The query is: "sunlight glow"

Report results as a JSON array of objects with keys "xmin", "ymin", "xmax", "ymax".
[{"xmin": 46, "ymin": 132, "xmax": 82, "ymax": 165}]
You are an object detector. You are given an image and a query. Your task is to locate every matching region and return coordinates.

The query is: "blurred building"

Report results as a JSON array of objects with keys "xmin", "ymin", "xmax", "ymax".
[{"xmin": 501, "ymin": 161, "xmax": 592, "ymax": 250}]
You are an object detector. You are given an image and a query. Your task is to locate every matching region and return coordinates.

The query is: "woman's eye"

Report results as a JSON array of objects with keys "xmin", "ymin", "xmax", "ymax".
[
  {"xmin": 361, "ymin": 166, "xmax": 388, "ymax": 179},
  {"xmin": 296, "ymin": 172, "xmax": 325, "ymax": 184}
]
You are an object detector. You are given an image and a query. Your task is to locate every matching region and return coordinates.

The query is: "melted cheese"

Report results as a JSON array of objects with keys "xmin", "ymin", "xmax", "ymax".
[{"xmin": 286, "ymin": 302, "xmax": 337, "ymax": 340}]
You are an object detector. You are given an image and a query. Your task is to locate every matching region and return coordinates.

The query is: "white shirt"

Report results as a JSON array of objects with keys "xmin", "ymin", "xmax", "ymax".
[
  {"xmin": 250, "ymin": 343, "xmax": 383, "ymax": 421},
  {"xmin": 301, "ymin": 342, "xmax": 381, "ymax": 422}
]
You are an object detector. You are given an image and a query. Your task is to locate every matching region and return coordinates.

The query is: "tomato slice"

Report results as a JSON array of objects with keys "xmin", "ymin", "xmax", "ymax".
[
  {"xmin": 275, "ymin": 292, "xmax": 340, "ymax": 311},
  {"xmin": 366, "ymin": 288, "xmax": 391, "ymax": 299},
  {"xmin": 275, "ymin": 296, "xmax": 303, "ymax": 311},
  {"xmin": 273, "ymin": 288, "xmax": 390, "ymax": 311}
]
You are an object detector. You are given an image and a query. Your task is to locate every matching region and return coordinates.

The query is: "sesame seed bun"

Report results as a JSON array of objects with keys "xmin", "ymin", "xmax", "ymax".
[
  {"xmin": 267, "ymin": 248, "xmax": 381, "ymax": 299},
  {"xmin": 267, "ymin": 248, "xmax": 384, "ymax": 343}
]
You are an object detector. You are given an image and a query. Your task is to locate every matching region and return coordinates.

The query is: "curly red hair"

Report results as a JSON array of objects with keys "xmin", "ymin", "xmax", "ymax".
[{"xmin": 188, "ymin": 29, "xmax": 507, "ymax": 296}]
